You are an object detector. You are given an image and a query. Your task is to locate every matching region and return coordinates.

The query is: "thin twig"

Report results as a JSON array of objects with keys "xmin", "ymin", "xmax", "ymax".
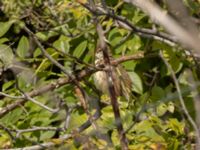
[
  {"xmin": 15, "ymin": 78, "xmax": 61, "ymax": 113},
  {"xmin": 15, "ymin": 126, "xmax": 63, "ymax": 138},
  {"xmin": 0, "ymin": 92, "xmax": 23, "ymax": 99},
  {"xmin": 160, "ymin": 51, "xmax": 200, "ymax": 149},
  {"xmin": 23, "ymin": 93, "xmax": 60, "ymax": 113},
  {"xmin": 0, "ymin": 91, "xmax": 60, "ymax": 113}
]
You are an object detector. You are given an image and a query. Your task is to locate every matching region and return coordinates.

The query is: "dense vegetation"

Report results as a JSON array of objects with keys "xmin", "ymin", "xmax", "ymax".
[{"xmin": 0, "ymin": 0, "xmax": 200, "ymax": 149}]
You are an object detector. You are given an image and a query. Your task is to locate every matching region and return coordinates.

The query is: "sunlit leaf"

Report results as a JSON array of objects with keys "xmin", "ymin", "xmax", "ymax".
[
  {"xmin": 167, "ymin": 102, "xmax": 175, "ymax": 113},
  {"xmin": 0, "ymin": 21, "xmax": 13, "ymax": 37},
  {"xmin": 73, "ymin": 40, "xmax": 87, "ymax": 58},
  {"xmin": 156, "ymin": 103, "xmax": 168, "ymax": 116},
  {"xmin": 53, "ymin": 35, "xmax": 70, "ymax": 53},
  {"xmin": 151, "ymin": 86, "xmax": 165, "ymax": 101},
  {"xmin": 17, "ymin": 36, "xmax": 29, "ymax": 58},
  {"xmin": 129, "ymin": 72, "xmax": 143, "ymax": 94},
  {"xmin": 0, "ymin": 44, "xmax": 14, "ymax": 67},
  {"xmin": 0, "ymin": 38, "xmax": 9, "ymax": 44},
  {"xmin": 2, "ymin": 80, "xmax": 15, "ymax": 91}
]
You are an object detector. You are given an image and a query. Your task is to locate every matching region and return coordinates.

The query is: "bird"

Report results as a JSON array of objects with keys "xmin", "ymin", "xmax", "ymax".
[{"xmin": 93, "ymin": 43, "xmax": 132, "ymax": 101}]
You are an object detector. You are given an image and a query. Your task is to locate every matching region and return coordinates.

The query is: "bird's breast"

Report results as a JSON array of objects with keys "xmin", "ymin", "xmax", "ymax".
[{"xmin": 93, "ymin": 71, "xmax": 109, "ymax": 94}]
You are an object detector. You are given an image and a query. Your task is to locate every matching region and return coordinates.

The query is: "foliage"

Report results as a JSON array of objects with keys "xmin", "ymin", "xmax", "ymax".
[{"xmin": 0, "ymin": 0, "xmax": 199, "ymax": 149}]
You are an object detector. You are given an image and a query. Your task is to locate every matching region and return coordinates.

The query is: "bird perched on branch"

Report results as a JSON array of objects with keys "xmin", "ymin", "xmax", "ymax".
[{"xmin": 93, "ymin": 43, "xmax": 132, "ymax": 101}]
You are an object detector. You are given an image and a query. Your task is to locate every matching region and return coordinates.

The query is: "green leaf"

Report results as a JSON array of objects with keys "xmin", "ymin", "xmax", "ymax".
[
  {"xmin": 73, "ymin": 40, "xmax": 87, "ymax": 58},
  {"xmin": 35, "ymin": 48, "xmax": 59, "ymax": 75},
  {"xmin": 40, "ymin": 131, "xmax": 55, "ymax": 140},
  {"xmin": 0, "ymin": 21, "xmax": 13, "ymax": 37},
  {"xmin": 134, "ymin": 120, "xmax": 165, "ymax": 142},
  {"xmin": 100, "ymin": 106, "xmax": 115, "ymax": 129},
  {"xmin": 108, "ymin": 28, "xmax": 123, "ymax": 47},
  {"xmin": 179, "ymin": 69, "xmax": 191, "ymax": 85},
  {"xmin": 129, "ymin": 72, "xmax": 143, "ymax": 94},
  {"xmin": 0, "ymin": 44, "xmax": 14, "ymax": 67},
  {"xmin": 168, "ymin": 102, "xmax": 175, "ymax": 113},
  {"xmin": 123, "ymin": 60, "xmax": 136, "ymax": 70},
  {"xmin": 127, "ymin": 35, "xmax": 141, "ymax": 51},
  {"xmin": 167, "ymin": 118, "xmax": 185, "ymax": 135},
  {"xmin": 0, "ymin": 108, "xmax": 23, "ymax": 125},
  {"xmin": 169, "ymin": 55, "xmax": 183, "ymax": 74},
  {"xmin": 69, "ymin": 111, "xmax": 87, "ymax": 129},
  {"xmin": 36, "ymin": 32, "xmax": 48, "ymax": 41},
  {"xmin": 115, "ymin": 44, "xmax": 126, "ymax": 54},
  {"xmin": 2, "ymin": 80, "xmax": 15, "ymax": 91},
  {"xmin": 36, "ymin": 31, "xmax": 58, "ymax": 41},
  {"xmin": 53, "ymin": 35, "xmax": 70, "ymax": 53},
  {"xmin": 151, "ymin": 86, "xmax": 165, "ymax": 101},
  {"xmin": 156, "ymin": 103, "xmax": 168, "ymax": 116},
  {"xmin": 33, "ymin": 48, "xmax": 42, "ymax": 58},
  {"xmin": 0, "ymin": 38, "xmax": 9, "ymax": 44},
  {"xmin": 110, "ymin": 36, "xmax": 122, "ymax": 47},
  {"xmin": 17, "ymin": 36, "xmax": 29, "ymax": 58}
]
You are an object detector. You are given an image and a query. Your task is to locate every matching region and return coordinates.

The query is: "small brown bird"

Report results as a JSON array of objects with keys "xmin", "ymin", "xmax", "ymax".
[{"xmin": 93, "ymin": 44, "xmax": 132, "ymax": 100}]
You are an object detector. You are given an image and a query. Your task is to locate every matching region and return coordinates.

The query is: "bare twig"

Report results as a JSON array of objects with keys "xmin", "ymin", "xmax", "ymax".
[
  {"xmin": 15, "ymin": 126, "xmax": 63, "ymax": 138},
  {"xmin": 23, "ymin": 94, "xmax": 60, "ymax": 113},
  {"xmin": 0, "ymin": 92, "xmax": 23, "ymax": 99},
  {"xmin": 63, "ymin": 106, "xmax": 73, "ymax": 130}
]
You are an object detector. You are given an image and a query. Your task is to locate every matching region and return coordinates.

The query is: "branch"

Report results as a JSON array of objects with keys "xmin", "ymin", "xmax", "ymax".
[
  {"xmin": 125, "ymin": 0, "xmax": 200, "ymax": 54},
  {"xmin": 95, "ymin": 18, "xmax": 128, "ymax": 150},
  {"xmin": 80, "ymin": 2, "xmax": 177, "ymax": 46},
  {"xmin": 0, "ymin": 52, "xmax": 145, "ymax": 118},
  {"xmin": 15, "ymin": 126, "xmax": 63, "ymax": 138},
  {"xmin": 112, "ymin": 51, "xmax": 144, "ymax": 65}
]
